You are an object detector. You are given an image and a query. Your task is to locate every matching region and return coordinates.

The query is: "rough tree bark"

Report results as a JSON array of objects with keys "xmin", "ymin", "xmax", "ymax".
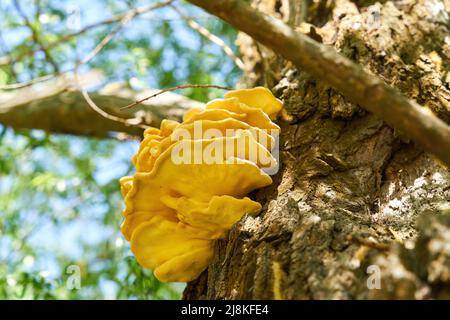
[{"xmin": 184, "ymin": 0, "xmax": 450, "ymax": 299}]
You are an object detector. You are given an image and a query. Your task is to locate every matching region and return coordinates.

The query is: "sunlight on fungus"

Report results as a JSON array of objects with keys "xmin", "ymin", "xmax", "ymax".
[{"xmin": 120, "ymin": 87, "xmax": 282, "ymax": 282}]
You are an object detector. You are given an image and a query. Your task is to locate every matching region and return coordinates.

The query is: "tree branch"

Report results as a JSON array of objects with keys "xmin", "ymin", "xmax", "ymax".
[
  {"xmin": 12, "ymin": 0, "xmax": 59, "ymax": 73},
  {"xmin": 121, "ymin": 84, "xmax": 233, "ymax": 110},
  {"xmin": 0, "ymin": 72, "xmax": 203, "ymax": 138},
  {"xmin": 170, "ymin": 5, "xmax": 244, "ymax": 70},
  {"xmin": 187, "ymin": 0, "xmax": 450, "ymax": 167},
  {"xmin": 0, "ymin": 0, "xmax": 174, "ymax": 90}
]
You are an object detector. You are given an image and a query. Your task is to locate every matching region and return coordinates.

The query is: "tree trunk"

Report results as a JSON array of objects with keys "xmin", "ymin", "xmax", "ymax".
[{"xmin": 184, "ymin": 0, "xmax": 450, "ymax": 299}]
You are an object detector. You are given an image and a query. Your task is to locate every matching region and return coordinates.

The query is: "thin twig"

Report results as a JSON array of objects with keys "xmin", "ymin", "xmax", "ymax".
[
  {"xmin": 0, "ymin": 74, "xmax": 57, "ymax": 90},
  {"xmin": 0, "ymin": 71, "xmax": 204, "ymax": 137},
  {"xmin": 170, "ymin": 5, "xmax": 244, "ymax": 70},
  {"xmin": 0, "ymin": 0, "xmax": 174, "ymax": 90},
  {"xmin": 138, "ymin": 15, "xmax": 213, "ymax": 22},
  {"xmin": 12, "ymin": 0, "xmax": 59, "ymax": 73},
  {"xmin": 0, "ymin": 0, "xmax": 175, "ymax": 67},
  {"xmin": 71, "ymin": 6, "xmax": 154, "ymax": 130},
  {"xmin": 120, "ymin": 84, "xmax": 233, "ymax": 110},
  {"xmin": 74, "ymin": 67, "xmax": 148, "ymax": 130},
  {"xmin": 80, "ymin": 11, "xmax": 134, "ymax": 65}
]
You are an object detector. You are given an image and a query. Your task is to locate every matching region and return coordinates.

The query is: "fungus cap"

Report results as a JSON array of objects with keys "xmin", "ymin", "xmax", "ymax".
[
  {"xmin": 224, "ymin": 86, "xmax": 282, "ymax": 119},
  {"xmin": 130, "ymin": 215, "xmax": 214, "ymax": 282}
]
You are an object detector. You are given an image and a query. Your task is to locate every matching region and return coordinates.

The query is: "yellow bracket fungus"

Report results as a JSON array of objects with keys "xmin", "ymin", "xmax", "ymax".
[{"xmin": 120, "ymin": 86, "xmax": 282, "ymax": 282}]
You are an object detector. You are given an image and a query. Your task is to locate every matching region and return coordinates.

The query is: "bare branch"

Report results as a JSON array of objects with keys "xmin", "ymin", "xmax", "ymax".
[
  {"xmin": 70, "ymin": 6, "xmax": 156, "ymax": 130},
  {"xmin": 187, "ymin": 0, "xmax": 450, "ymax": 167},
  {"xmin": 170, "ymin": 4, "xmax": 244, "ymax": 70},
  {"xmin": 12, "ymin": 0, "xmax": 59, "ymax": 73},
  {"xmin": 74, "ymin": 70, "xmax": 149, "ymax": 130},
  {"xmin": 0, "ymin": 0, "xmax": 175, "ymax": 67},
  {"xmin": 0, "ymin": 74, "xmax": 57, "ymax": 90},
  {"xmin": 0, "ymin": 72, "xmax": 203, "ymax": 138},
  {"xmin": 120, "ymin": 84, "xmax": 233, "ymax": 110},
  {"xmin": 0, "ymin": 0, "xmax": 174, "ymax": 90}
]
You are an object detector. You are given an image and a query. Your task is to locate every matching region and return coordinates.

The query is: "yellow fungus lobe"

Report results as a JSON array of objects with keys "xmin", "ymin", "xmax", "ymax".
[{"xmin": 120, "ymin": 86, "xmax": 282, "ymax": 282}]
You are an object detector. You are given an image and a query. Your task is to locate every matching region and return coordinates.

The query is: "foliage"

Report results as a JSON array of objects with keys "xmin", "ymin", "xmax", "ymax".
[{"xmin": 0, "ymin": 0, "xmax": 241, "ymax": 299}]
